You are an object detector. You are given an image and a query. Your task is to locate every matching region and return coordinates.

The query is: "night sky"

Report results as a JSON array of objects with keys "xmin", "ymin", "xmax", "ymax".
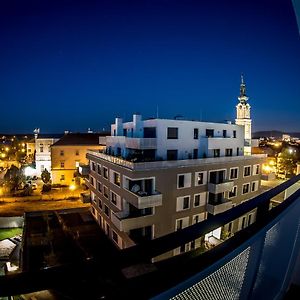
[{"xmin": 0, "ymin": 0, "xmax": 299, "ymax": 134}]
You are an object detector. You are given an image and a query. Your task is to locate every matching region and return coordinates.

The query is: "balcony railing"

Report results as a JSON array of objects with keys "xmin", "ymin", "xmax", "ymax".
[
  {"xmin": 208, "ymin": 180, "xmax": 234, "ymax": 194},
  {"xmin": 87, "ymin": 150, "xmax": 266, "ymax": 171},
  {"xmin": 111, "ymin": 211, "xmax": 154, "ymax": 232},
  {"xmin": 125, "ymin": 138, "xmax": 157, "ymax": 149},
  {"xmin": 125, "ymin": 190, "xmax": 163, "ymax": 209},
  {"xmin": 206, "ymin": 198, "xmax": 232, "ymax": 215}
]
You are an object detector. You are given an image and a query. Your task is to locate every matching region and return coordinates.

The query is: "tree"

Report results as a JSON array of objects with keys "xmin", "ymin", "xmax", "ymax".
[
  {"xmin": 277, "ymin": 149, "xmax": 297, "ymax": 178},
  {"xmin": 4, "ymin": 165, "xmax": 26, "ymax": 192},
  {"xmin": 41, "ymin": 169, "xmax": 51, "ymax": 184}
]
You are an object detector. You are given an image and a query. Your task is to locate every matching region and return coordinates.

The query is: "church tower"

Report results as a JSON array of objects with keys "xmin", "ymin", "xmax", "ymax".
[{"xmin": 235, "ymin": 74, "xmax": 252, "ymax": 155}]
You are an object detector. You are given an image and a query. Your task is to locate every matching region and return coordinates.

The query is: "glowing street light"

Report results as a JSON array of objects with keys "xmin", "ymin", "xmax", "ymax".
[{"xmin": 69, "ymin": 184, "xmax": 76, "ymax": 191}]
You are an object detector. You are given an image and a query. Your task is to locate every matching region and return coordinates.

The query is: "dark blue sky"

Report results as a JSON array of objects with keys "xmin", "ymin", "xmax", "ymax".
[{"xmin": 0, "ymin": 0, "xmax": 299, "ymax": 133}]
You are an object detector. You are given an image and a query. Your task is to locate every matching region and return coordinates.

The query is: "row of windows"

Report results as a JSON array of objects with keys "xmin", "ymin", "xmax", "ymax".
[
  {"xmin": 90, "ymin": 161, "xmax": 120, "ymax": 186},
  {"xmin": 176, "ymin": 193, "xmax": 206, "ymax": 212},
  {"xmin": 59, "ymin": 150, "xmax": 80, "ymax": 156},
  {"xmin": 177, "ymin": 165, "xmax": 260, "ymax": 189},
  {"xmin": 228, "ymin": 181, "xmax": 259, "ymax": 198},
  {"xmin": 59, "ymin": 161, "xmax": 80, "ymax": 168},
  {"xmin": 167, "ymin": 127, "xmax": 237, "ymax": 140}
]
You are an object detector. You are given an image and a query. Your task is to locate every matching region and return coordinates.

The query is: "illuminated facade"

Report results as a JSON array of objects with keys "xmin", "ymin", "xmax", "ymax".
[{"xmin": 235, "ymin": 74, "xmax": 252, "ymax": 156}]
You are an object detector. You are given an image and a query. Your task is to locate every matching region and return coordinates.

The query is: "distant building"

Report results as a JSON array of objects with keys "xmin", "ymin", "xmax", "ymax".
[
  {"xmin": 235, "ymin": 74, "xmax": 252, "ymax": 155},
  {"xmin": 35, "ymin": 133, "xmax": 61, "ymax": 177},
  {"xmin": 87, "ymin": 112, "xmax": 265, "ymax": 260},
  {"xmin": 26, "ymin": 139, "xmax": 35, "ymax": 162},
  {"xmin": 51, "ymin": 133, "xmax": 107, "ymax": 186}
]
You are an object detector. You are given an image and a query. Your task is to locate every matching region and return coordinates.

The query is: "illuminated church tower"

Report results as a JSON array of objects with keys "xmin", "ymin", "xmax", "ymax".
[{"xmin": 235, "ymin": 74, "xmax": 252, "ymax": 155}]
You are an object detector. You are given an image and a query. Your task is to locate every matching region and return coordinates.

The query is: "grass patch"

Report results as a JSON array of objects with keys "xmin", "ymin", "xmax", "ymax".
[{"xmin": 0, "ymin": 228, "xmax": 23, "ymax": 241}]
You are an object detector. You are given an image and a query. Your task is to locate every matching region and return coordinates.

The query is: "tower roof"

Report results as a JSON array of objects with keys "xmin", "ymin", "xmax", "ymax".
[{"xmin": 238, "ymin": 73, "xmax": 249, "ymax": 104}]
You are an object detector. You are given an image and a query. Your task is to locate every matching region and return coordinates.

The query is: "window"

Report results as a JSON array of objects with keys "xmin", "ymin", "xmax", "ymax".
[
  {"xmin": 251, "ymin": 181, "xmax": 259, "ymax": 192},
  {"xmin": 193, "ymin": 148, "xmax": 198, "ymax": 159},
  {"xmin": 143, "ymin": 127, "xmax": 156, "ymax": 138},
  {"xmin": 244, "ymin": 166, "xmax": 251, "ymax": 177},
  {"xmin": 230, "ymin": 168, "xmax": 238, "ymax": 179},
  {"xmin": 206, "ymin": 129, "xmax": 214, "ymax": 137},
  {"xmin": 123, "ymin": 128, "xmax": 127, "ymax": 136},
  {"xmin": 97, "ymin": 181, "xmax": 102, "ymax": 193},
  {"xmin": 175, "ymin": 217, "xmax": 189, "ymax": 231},
  {"xmin": 241, "ymin": 216, "xmax": 247, "ymax": 229},
  {"xmin": 194, "ymin": 128, "xmax": 199, "ymax": 139},
  {"xmin": 41, "ymin": 165, "xmax": 45, "ymax": 172},
  {"xmin": 111, "ymin": 191, "xmax": 117, "ymax": 205},
  {"xmin": 176, "ymin": 219, "xmax": 183, "ymax": 230},
  {"xmin": 228, "ymin": 186, "xmax": 237, "ymax": 198},
  {"xmin": 167, "ymin": 127, "xmax": 178, "ymax": 139},
  {"xmin": 192, "ymin": 214, "xmax": 204, "ymax": 224},
  {"xmin": 60, "ymin": 174, "xmax": 65, "ymax": 181},
  {"xmin": 176, "ymin": 196, "xmax": 190, "ymax": 211},
  {"xmin": 177, "ymin": 173, "xmax": 191, "ymax": 189},
  {"xmin": 213, "ymin": 149, "xmax": 220, "ymax": 157},
  {"xmin": 97, "ymin": 164, "xmax": 101, "ymax": 175},
  {"xmin": 40, "ymin": 146, "xmax": 44, "ymax": 153},
  {"xmin": 103, "ymin": 167, "xmax": 108, "ymax": 179},
  {"xmin": 98, "ymin": 198, "xmax": 102, "ymax": 210},
  {"xmin": 104, "ymin": 205, "xmax": 109, "ymax": 217},
  {"xmin": 167, "ymin": 149, "xmax": 178, "ymax": 160},
  {"xmin": 233, "ymin": 130, "xmax": 237, "ymax": 138},
  {"xmin": 92, "ymin": 162, "xmax": 96, "ymax": 172},
  {"xmin": 112, "ymin": 231, "xmax": 119, "ymax": 244},
  {"xmin": 242, "ymin": 183, "xmax": 250, "ymax": 194},
  {"xmin": 193, "ymin": 193, "xmax": 206, "ymax": 207},
  {"xmin": 89, "ymin": 176, "xmax": 95, "ymax": 187},
  {"xmin": 195, "ymin": 171, "xmax": 207, "ymax": 186},
  {"xmin": 60, "ymin": 150, "xmax": 64, "ymax": 156},
  {"xmin": 223, "ymin": 130, "xmax": 227, "ymax": 138},
  {"xmin": 60, "ymin": 161, "xmax": 65, "ymax": 168},
  {"xmin": 253, "ymin": 164, "xmax": 260, "ymax": 175},
  {"xmin": 114, "ymin": 172, "xmax": 121, "ymax": 186},
  {"xmin": 236, "ymin": 147, "xmax": 240, "ymax": 156},
  {"xmin": 103, "ymin": 186, "xmax": 108, "ymax": 198},
  {"xmin": 225, "ymin": 148, "xmax": 233, "ymax": 156}
]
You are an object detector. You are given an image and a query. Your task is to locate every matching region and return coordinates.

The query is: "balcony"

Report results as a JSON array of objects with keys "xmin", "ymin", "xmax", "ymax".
[
  {"xmin": 111, "ymin": 211, "xmax": 153, "ymax": 232},
  {"xmin": 207, "ymin": 137, "xmax": 239, "ymax": 150},
  {"xmin": 208, "ymin": 180, "xmax": 234, "ymax": 194},
  {"xmin": 126, "ymin": 190, "xmax": 163, "ymax": 209},
  {"xmin": 125, "ymin": 138, "xmax": 157, "ymax": 150},
  {"xmin": 206, "ymin": 198, "xmax": 232, "ymax": 215}
]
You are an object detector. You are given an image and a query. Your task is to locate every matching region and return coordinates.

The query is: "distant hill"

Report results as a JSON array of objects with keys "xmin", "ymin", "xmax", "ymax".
[{"xmin": 253, "ymin": 131, "xmax": 300, "ymax": 139}]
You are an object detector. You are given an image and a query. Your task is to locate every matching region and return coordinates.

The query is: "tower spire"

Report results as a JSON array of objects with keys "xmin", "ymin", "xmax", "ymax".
[{"xmin": 239, "ymin": 73, "xmax": 247, "ymax": 98}]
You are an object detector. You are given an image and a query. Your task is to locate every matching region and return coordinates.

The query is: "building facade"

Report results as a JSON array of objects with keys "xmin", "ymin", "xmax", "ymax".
[
  {"xmin": 86, "ymin": 112, "xmax": 265, "ymax": 260},
  {"xmin": 35, "ymin": 136, "xmax": 60, "ymax": 177},
  {"xmin": 51, "ymin": 133, "xmax": 107, "ymax": 186}
]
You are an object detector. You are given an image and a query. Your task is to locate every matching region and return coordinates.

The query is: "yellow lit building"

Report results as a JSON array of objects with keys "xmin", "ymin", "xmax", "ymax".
[
  {"xmin": 26, "ymin": 139, "xmax": 36, "ymax": 162},
  {"xmin": 51, "ymin": 133, "xmax": 107, "ymax": 186}
]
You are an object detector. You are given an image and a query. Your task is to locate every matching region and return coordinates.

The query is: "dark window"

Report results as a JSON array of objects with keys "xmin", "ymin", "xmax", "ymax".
[
  {"xmin": 236, "ymin": 148, "xmax": 240, "ymax": 156},
  {"xmin": 194, "ymin": 128, "xmax": 199, "ymax": 139},
  {"xmin": 111, "ymin": 192, "xmax": 117, "ymax": 205},
  {"xmin": 248, "ymin": 215, "xmax": 252, "ymax": 226},
  {"xmin": 233, "ymin": 130, "xmax": 237, "ymax": 138},
  {"xmin": 241, "ymin": 216, "xmax": 247, "ymax": 229},
  {"xmin": 123, "ymin": 128, "xmax": 127, "ymax": 136},
  {"xmin": 98, "ymin": 199, "xmax": 102, "ymax": 209},
  {"xmin": 242, "ymin": 183, "xmax": 250, "ymax": 194},
  {"xmin": 213, "ymin": 149, "xmax": 220, "ymax": 157},
  {"xmin": 75, "ymin": 150, "xmax": 79, "ymax": 156},
  {"xmin": 97, "ymin": 164, "xmax": 101, "ymax": 175},
  {"xmin": 178, "ymin": 175, "xmax": 185, "ymax": 188},
  {"xmin": 225, "ymin": 148, "xmax": 233, "ymax": 156},
  {"xmin": 167, "ymin": 150, "xmax": 178, "ymax": 160},
  {"xmin": 92, "ymin": 162, "xmax": 96, "ymax": 171},
  {"xmin": 223, "ymin": 130, "xmax": 227, "ymax": 138},
  {"xmin": 60, "ymin": 150, "xmax": 64, "ymax": 156},
  {"xmin": 229, "ymin": 186, "xmax": 237, "ymax": 198},
  {"xmin": 183, "ymin": 197, "xmax": 189, "ymax": 209},
  {"xmin": 167, "ymin": 127, "xmax": 178, "ymax": 139},
  {"xmin": 112, "ymin": 231, "xmax": 118, "ymax": 243},
  {"xmin": 176, "ymin": 219, "xmax": 183, "ymax": 230},
  {"xmin": 194, "ymin": 215, "xmax": 200, "ymax": 223},
  {"xmin": 206, "ymin": 129, "xmax": 214, "ymax": 137},
  {"xmin": 104, "ymin": 205, "xmax": 109, "ymax": 216},
  {"xmin": 193, "ymin": 148, "xmax": 198, "ymax": 159},
  {"xmin": 196, "ymin": 172, "xmax": 204, "ymax": 185},
  {"xmin": 144, "ymin": 127, "xmax": 157, "ymax": 138},
  {"xmin": 103, "ymin": 186, "xmax": 108, "ymax": 198},
  {"xmin": 230, "ymin": 168, "xmax": 238, "ymax": 179},
  {"xmin": 244, "ymin": 166, "xmax": 251, "ymax": 177},
  {"xmin": 60, "ymin": 161, "xmax": 64, "ymax": 168},
  {"xmin": 194, "ymin": 195, "xmax": 200, "ymax": 207},
  {"xmin": 103, "ymin": 167, "xmax": 108, "ymax": 179},
  {"xmin": 97, "ymin": 182, "xmax": 102, "ymax": 192}
]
